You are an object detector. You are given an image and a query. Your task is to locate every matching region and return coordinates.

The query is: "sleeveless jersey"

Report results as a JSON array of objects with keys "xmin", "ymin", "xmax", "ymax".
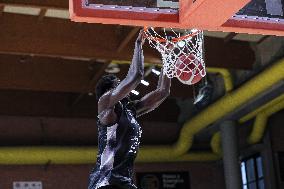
[{"xmin": 88, "ymin": 101, "xmax": 142, "ymax": 189}]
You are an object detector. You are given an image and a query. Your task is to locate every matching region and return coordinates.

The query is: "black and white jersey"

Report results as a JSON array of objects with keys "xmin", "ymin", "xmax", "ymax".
[{"xmin": 88, "ymin": 101, "xmax": 142, "ymax": 189}]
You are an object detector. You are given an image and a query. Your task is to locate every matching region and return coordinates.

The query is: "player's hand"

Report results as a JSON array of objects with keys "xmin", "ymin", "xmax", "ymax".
[{"xmin": 136, "ymin": 29, "xmax": 145, "ymax": 46}]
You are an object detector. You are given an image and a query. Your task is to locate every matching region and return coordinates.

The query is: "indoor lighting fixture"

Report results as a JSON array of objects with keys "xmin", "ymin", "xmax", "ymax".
[
  {"xmin": 151, "ymin": 68, "xmax": 161, "ymax": 76},
  {"xmin": 141, "ymin": 80, "xmax": 150, "ymax": 86},
  {"xmin": 105, "ymin": 63, "xmax": 120, "ymax": 74},
  {"xmin": 131, "ymin": 90, "xmax": 139, "ymax": 95}
]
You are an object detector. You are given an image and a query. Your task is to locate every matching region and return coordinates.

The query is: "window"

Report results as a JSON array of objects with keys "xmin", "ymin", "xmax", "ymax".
[{"xmin": 241, "ymin": 155, "xmax": 265, "ymax": 189}]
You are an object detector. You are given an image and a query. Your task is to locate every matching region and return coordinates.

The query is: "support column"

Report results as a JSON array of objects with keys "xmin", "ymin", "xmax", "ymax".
[{"xmin": 220, "ymin": 120, "xmax": 242, "ymax": 189}]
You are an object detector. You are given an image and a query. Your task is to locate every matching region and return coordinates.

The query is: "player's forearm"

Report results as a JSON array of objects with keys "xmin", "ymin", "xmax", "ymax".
[
  {"xmin": 128, "ymin": 39, "xmax": 144, "ymax": 79},
  {"xmin": 157, "ymin": 69, "xmax": 171, "ymax": 94},
  {"xmin": 135, "ymin": 72, "xmax": 171, "ymax": 117},
  {"xmin": 157, "ymin": 68, "xmax": 163, "ymax": 89},
  {"xmin": 135, "ymin": 90, "xmax": 169, "ymax": 117}
]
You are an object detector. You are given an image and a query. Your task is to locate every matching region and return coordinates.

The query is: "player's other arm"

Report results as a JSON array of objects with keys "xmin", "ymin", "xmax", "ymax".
[
  {"xmin": 100, "ymin": 31, "xmax": 145, "ymax": 109},
  {"xmin": 135, "ymin": 69, "xmax": 171, "ymax": 117}
]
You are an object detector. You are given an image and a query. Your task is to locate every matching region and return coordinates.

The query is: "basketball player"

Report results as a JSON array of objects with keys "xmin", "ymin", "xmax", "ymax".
[{"xmin": 88, "ymin": 30, "xmax": 171, "ymax": 189}]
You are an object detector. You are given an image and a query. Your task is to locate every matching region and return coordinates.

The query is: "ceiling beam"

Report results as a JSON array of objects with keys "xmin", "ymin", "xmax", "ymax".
[
  {"xmin": 204, "ymin": 37, "xmax": 255, "ymax": 69},
  {"xmin": 257, "ymin": 36, "xmax": 270, "ymax": 44},
  {"xmin": 224, "ymin": 32, "xmax": 238, "ymax": 43},
  {"xmin": 0, "ymin": 54, "xmax": 97, "ymax": 93},
  {"xmin": 0, "ymin": 13, "xmax": 160, "ymax": 63},
  {"xmin": 72, "ymin": 62, "xmax": 110, "ymax": 106},
  {"xmin": 0, "ymin": 53, "xmax": 193, "ymax": 98},
  {"xmin": 0, "ymin": 0, "xmax": 68, "ymax": 9},
  {"xmin": 0, "ymin": 4, "xmax": 4, "ymax": 16},
  {"xmin": 38, "ymin": 8, "xmax": 47, "ymax": 21},
  {"xmin": 117, "ymin": 27, "xmax": 140, "ymax": 53},
  {"xmin": 0, "ymin": 14, "xmax": 255, "ymax": 69}
]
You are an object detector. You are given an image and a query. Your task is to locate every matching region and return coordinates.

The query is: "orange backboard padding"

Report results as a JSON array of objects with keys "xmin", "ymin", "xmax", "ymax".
[
  {"xmin": 71, "ymin": 0, "xmax": 179, "ymax": 23},
  {"xmin": 70, "ymin": 0, "xmax": 250, "ymax": 28},
  {"xmin": 70, "ymin": 0, "xmax": 284, "ymax": 36},
  {"xmin": 222, "ymin": 17, "xmax": 284, "ymax": 36},
  {"xmin": 179, "ymin": 0, "xmax": 250, "ymax": 27}
]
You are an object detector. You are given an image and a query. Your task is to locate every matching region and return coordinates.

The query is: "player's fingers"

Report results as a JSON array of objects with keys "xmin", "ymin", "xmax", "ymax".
[
  {"xmin": 136, "ymin": 30, "xmax": 143, "ymax": 42},
  {"xmin": 136, "ymin": 30, "xmax": 146, "ymax": 45}
]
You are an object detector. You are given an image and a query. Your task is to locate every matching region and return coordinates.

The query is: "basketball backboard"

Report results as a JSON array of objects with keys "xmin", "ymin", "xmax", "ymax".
[{"xmin": 70, "ymin": 0, "xmax": 284, "ymax": 36}]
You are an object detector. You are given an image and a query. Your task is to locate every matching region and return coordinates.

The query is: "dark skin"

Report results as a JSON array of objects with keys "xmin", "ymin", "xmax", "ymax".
[{"xmin": 98, "ymin": 30, "xmax": 171, "ymax": 126}]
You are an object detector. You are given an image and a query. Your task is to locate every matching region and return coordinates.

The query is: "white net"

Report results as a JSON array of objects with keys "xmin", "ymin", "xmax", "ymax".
[{"xmin": 144, "ymin": 28, "xmax": 206, "ymax": 85}]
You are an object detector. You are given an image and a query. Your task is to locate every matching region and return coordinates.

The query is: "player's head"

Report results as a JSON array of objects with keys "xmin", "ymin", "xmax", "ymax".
[{"xmin": 95, "ymin": 74, "xmax": 120, "ymax": 100}]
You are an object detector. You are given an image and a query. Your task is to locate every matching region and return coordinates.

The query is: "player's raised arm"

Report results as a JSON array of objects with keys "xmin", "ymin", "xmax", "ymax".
[
  {"xmin": 135, "ymin": 68, "xmax": 171, "ymax": 117},
  {"xmin": 98, "ymin": 31, "xmax": 145, "ymax": 109}
]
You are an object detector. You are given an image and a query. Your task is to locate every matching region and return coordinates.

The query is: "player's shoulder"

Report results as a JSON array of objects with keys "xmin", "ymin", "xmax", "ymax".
[{"xmin": 98, "ymin": 90, "xmax": 114, "ymax": 110}]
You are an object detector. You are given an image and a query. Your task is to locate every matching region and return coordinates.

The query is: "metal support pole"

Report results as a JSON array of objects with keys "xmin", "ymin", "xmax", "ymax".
[{"xmin": 220, "ymin": 120, "xmax": 242, "ymax": 189}]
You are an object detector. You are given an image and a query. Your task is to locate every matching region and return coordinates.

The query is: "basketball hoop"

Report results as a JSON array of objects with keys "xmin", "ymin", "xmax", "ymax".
[{"xmin": 143, "ymin": 27, "xmax": 206, "ymax": 85}]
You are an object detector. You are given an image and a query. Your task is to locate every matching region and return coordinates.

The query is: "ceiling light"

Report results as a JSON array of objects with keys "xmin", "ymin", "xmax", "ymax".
[
  {"xmin": 151, "ymin": 68, "xmax": 161, "ymax": 76},
  {"xmin": 105, "ymin": 63, "xmax": 120, "ymax": 74},
  {"xmin": 45, "ymin": 9, "xmax": 70, "ymax": 19},
  {"xmin": 4, "ymin": 6, "xmax": 40, "ymax": 16},
  {"xmin": 131, "ymin": 90, "xmax": 139, "ymax": 95},
  {"xmin": 141, "ymin": 80, "xmax": 149, "ymax": 86}
]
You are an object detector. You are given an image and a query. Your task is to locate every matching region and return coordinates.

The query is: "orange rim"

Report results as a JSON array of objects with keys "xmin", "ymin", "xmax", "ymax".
[{"xmin": 143, "ymin": 26, "xmax": 200, "ymax": 43}]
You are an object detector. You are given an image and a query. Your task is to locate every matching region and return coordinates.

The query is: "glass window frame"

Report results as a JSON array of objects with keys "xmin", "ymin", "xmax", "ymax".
[{"xmin": 241, "ymin": 154, "xmax": 265, "ymax": 189}]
